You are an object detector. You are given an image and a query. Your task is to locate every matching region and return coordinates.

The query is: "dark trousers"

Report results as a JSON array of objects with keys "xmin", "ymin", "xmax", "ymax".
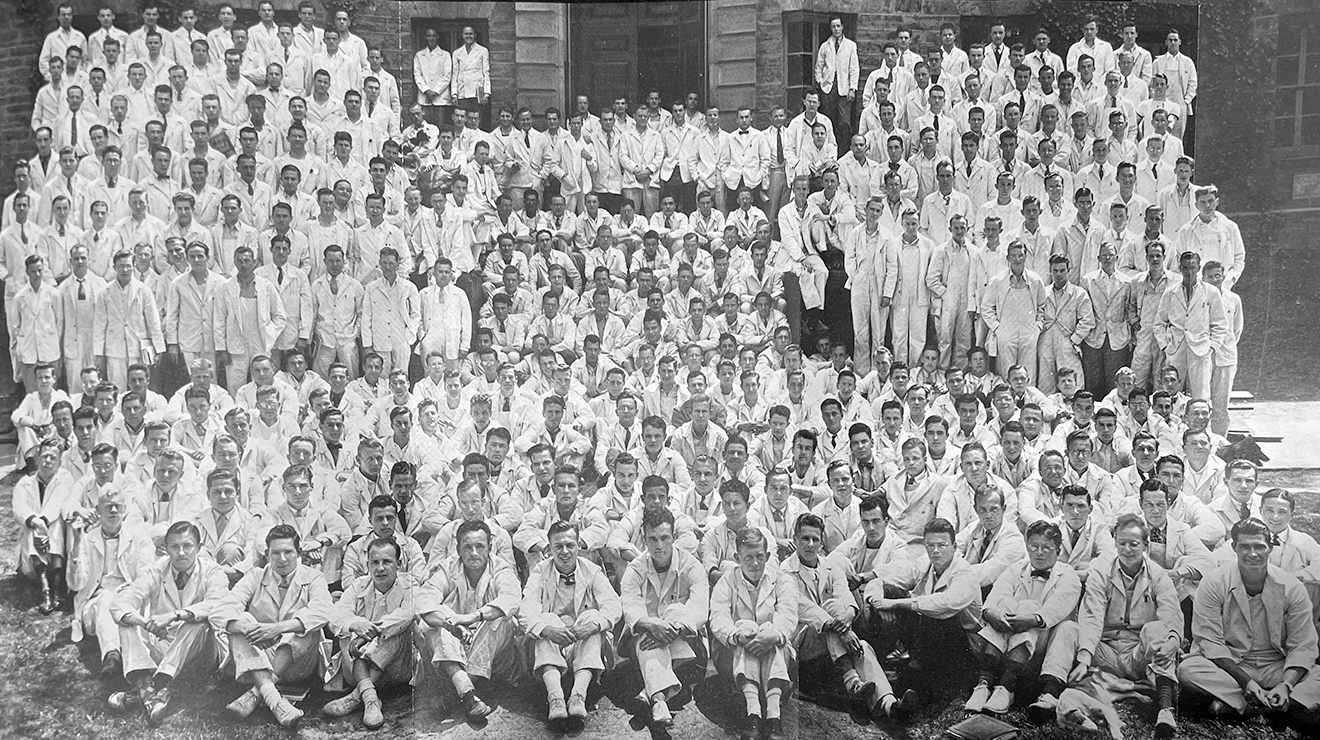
[
  {"xmin": 1081, "ymin": 337, "xmax": 1131, "ymax": 398},
  {"xmin": 822, "ymin": 89, "xmax": 854, "ymax": 156},
  {"xmin": 661, "ymin": 174, "xmax": 697, "ymax": 213}
]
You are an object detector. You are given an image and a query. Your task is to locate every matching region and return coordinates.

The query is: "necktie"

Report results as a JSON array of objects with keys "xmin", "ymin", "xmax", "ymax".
[
  {"xmin": 277, "ymin": 265, "xmax": 284, "ymax": 284},
  {"xmin": 330, "ymin": 275, "xmax": 339, "ymax": 295},
  {"xmin": 502, "ymin": 396, "xmax": 511, "ymax": 412},
  {"xmin": 1019, "ymin": 91, "xmax": 1026, "ymax": 112},
  {"xmin": 977, "ymin": 531, "xmax": 994, "ymax": 561},
  {"xmin": 776, "ymin": 128, "xmax": 784, "ymax": 164},
  {"xmin": 71, "ymin": 114, "xmax": 78, "ymax": 147},
  {"xmin": 966, "ymin": 161, "xmax": 973, "ymax": 177},
  {"xmin": 174, "ymin": 569, "xmax": 189, "ymax": 590},
  {"xmin": 1239, "ymin": 500, "xmax": 1251, "ymax": 520},
  {"xmin": 96, "ymin": 93, "xmax": 101, "ymax": 107},
  {"xmin": 994, "ymin": 46, "xmax": 1003, "ymax": 65},
  {"xmin": 59, "ymin": 224, "xmax": 66, "ymax": 237},
  {"xmin": 397, "ymin": 505, "xmax": 408, "ymax": 533},
  {"xmin": 1150, "ymin": 527, "xmax": 1165, "ymax": 544},
  {"xmin": 1099, "ymin": 164, "xmax": 1105, "ymax": 180},
  {"xmin": 216, "ymin": 512, "xmax": 229, "ymax": 535},
  {"xmin": 559, "ymin": 570, "xmax": 576, "ymax": 586},
  {"xmin": 1152, "ymin": 163, "xmax": 1158, "ymax": 180},
  {"xmin": 285, "ymin": 49, "xmax": 289, "ymax": 62},
  {"xmin": 368, "ymin": 101, "xmax": 374, "ymax": 116},
  {"xmin": 932, "ymin": 114, "xmax": 939, "ymax": 134},
  {"xmin": 248, "ymin": 184, "xmax": 254, "ymax": 196},
  {"xmin": 524, "ymin": 130, "xmax": 530, "ymax": 148},
  {"xmin": 906, "ymin": 475, "xmax": 918, "ymax": 488},
  {"xmin": 665, "ymin": 215, "xmax": 672, "ymax": 228},
  {"xmin": 20, "ymin": 225, "xmax": 26, "ymax": 244},
  {"xmin": 1069, "ymin": 527, "xmax": 1082, "ymax": 547},
  {"xmin": 77, "ymin": 279, "xmax": 85, "ymax": 300},
  {"xmin": 1030, "ymin": 568, "xmax": 1051, "ymax": 579},
  {"xmin": 606, "ymin": 132, "xmax": 612, "ymax": 149},
  {"xmin": 94, "ymin": 232, "xmax": 99, "ymax": 243},
  {"xmin": 117, "ymin": 120, "xmax": 122, "ymax": 134},
  {"xmin": 1271, "ymin": 533, "xmax": 1282, "ymax": 547}
]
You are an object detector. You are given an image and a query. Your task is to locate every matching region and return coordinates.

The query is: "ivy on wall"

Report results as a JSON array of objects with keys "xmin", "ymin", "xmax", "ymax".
[{"xmin": 1198, "ymin": 0, "xmax": 1273, "ymax": 211}]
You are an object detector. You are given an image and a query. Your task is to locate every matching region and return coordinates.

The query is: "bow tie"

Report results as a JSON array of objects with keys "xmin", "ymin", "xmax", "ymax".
[
  {"xmin": 558, "ymin": 570, "xmax": 576, "ymax": 586},
  {"xmin": 1030, "ymin": 568, "xmax": 1051, "ymax": 580},
  {"xmin": 1271, "ymin": 533, "xmax": 1282, "ymax": 547}
]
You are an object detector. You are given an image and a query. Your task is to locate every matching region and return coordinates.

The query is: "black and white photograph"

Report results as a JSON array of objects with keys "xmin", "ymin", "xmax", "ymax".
[{"xmin": 0, "ymin": 1, "xmax": 1318, "ymax": 738}]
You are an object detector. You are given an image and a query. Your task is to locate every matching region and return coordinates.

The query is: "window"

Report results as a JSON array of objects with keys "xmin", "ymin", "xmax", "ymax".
[
  {"xmin": 410, "ymin": 19, "xmax": 490, "ymax": 60},
  {"xmin": 1275, "ymin": 15, "xmax": 1320, "ymax": 148},
  {"xmin": 782, "ymin": 12, "xmax": 856, "ymax": 111}
]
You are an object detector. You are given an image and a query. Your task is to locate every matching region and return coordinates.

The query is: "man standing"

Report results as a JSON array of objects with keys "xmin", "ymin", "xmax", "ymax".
[
  {"xmin": 1038, "ymin": 254, "xmax": 1095, "ymax": 394},
  {"xmin": 211, "ymin": 246, "xmax": 287, "ymax": 395},
  {"xmin": 413, "ymin": 28, "xmax": 452, "ymax": 124},
  {"xmin": 980, "ymin": 241, "xmax": 1045, "ymax": 382},
  {"xmin": 93, "ymin": 250, "xmax": 166, "ymax": 390},
  {"xmin": 1080, "ymin": 243, "xmax": 1133, "ymax": 398},
  {"xmin": 927, "ymin": 213, "xmax": 978, "ymax": 369},
  {"xmin": 890, "ymin": 207, "xmax": 934, "ymax": 366},
  {"xmin": 1153, "ymin": 30, "xmax": 1198, "ymax": 137},
  {"xmin": 452, "ymin": 26, "xmax": 490, "ymax": 127},
  {"xmin": 1203, "ymin": 261, "xmax": 1242, "ymax": 436},
  {"xmin": 844, "ymin": 198, "xmax": 897, "ymax": 376},
  {"xmin": 1155, "ymin": 251, "xmax": 1226, "ymax": 402},
  {"xmin": 815, "ymin": 18, "xmax": 859, "ymax": 154}
]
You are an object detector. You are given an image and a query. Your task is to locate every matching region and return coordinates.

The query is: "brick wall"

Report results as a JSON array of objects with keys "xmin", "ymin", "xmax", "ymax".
[{"xmin": 0, "ymin": 12, "xmax": 45, "ymax": 206}]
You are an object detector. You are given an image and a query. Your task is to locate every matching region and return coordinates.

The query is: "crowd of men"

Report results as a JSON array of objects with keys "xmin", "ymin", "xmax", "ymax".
[{"xmin": 8, "ymin": 4, "xmax": 1315, "ymax": 738}]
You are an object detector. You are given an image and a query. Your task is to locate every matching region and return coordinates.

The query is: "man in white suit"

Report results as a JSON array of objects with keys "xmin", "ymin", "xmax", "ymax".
[
  {"xmin": 1154, "ymin": 251, "xmax": 1226, "ymax": 402},
  {"xmin": 815, "ymin": 18, "xmax": 859, "ymax": 155}
]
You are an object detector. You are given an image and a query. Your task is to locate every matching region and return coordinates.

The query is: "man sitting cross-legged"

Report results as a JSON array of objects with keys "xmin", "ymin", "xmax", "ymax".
[
  {"xmin": 1178, "ymin": 518, "xmax": 1320, "ymax": 724},
  {"xmin": 620, "ymin": 507, "xmax": 710, "ymax": 727},
  {"xmin": 107, "ymin": 521, "xmax": 228, "ymax": 726},
  {"xmin": 321, "ymin": 537, "xmax": 419, "ymax": 730},
  {"xmin": 418, "ymin": 519, "xmax": 520, "ymax": 721},
  {"xmin": 788, "ymin": 512, "xmax": 914, "ymax": 722},
  {"xmin": 67, "ymin": 488, "xmax": 155, "ymax": 680},
  {"xmin": 1028, "ymin": 513, "xmax": 1182, "ymax": 737},
  {"xmin": 709, "ymin": 527, "xmax": 799, "ymax": 740},
  {"xmin": 965, "ymin": 520, "xmax": 1082, "ymax": 715},
  {"xmin": 521, "ymin": 519, "xmax": 623, "ymax": 725},
  {"xmin": 216, "ymin": 523, "xmax": 334, "ymax": 727}
]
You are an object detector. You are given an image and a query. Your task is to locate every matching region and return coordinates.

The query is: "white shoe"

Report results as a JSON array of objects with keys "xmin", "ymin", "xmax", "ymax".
[
  {"xmin": 652, "ymin": 699, "xmax": 672, "ymax": 726},
  {"xmin": 363, "ymin": 697, "xmax": 384, "ymax": 730},
  {"xmin": 965, "ymin": 684, "xmax": 991, "ymax": 713},
  {"xmin": 322, "ymin": 692, "xmax": 362, "ymax": 718},
  {"xmin": 1155, "ymin": 707, "xmax": 1177, "ymax": 738},
  {"xmin": 984, "ymin": 686, "xmax": 1014, "ymax": 714},
  {"xmin": 270, "ymin": 697, "xmax": 304, "ymax": 728},
  {"xmin": 226, "ymin": 688, "xmax": 261, "ymax": 718}
]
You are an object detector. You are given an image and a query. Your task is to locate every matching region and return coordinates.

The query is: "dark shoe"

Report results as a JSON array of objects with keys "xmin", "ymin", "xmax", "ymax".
[
  {"xmin": 463, "ymin": 691, "xmax": 493, "ymax": 720},
  {"xmin": 889, "ymin": 689, "xmax": 917, "ymax": 721},
  {"xmin": 38, "ymin": 590, "xmax": 55, "ymax": 615},
  {"xmin": 1026, "ymin": 694, "xmax": 1058, "ymax": 725},
  {"xmin": 107, "ymin": 690, "xmax": 141, "ymax": 712},
  {"xmin": 145, "ymin": 687, "xmax": 171, "ymax": 726},
  {"xmin": 1208, "ymin": 700, "xmax": 1235, "ymax": 718},
  {"xmin": 1154, "ymin": 708, "xmax": 1177, "ymax": 739},
  {"xmin": 763, "ymin": 717, "xmax": 785, "ymax": 740},
  {"xmin": 739, "ymin": 714, "xmax": 761, "ymax": 740},
  {"xmin": 99, "ymin": 651, "xmax": 123, "ymax": 680}
]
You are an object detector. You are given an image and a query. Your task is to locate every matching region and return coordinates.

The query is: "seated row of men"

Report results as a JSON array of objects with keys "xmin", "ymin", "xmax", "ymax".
[{"xmin": 24, "ymin": 431, "xmax": 1320, "ymax": 736}]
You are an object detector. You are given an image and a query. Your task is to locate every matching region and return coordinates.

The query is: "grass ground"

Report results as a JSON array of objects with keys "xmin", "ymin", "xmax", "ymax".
[{"xmin": 1, "ymin": 470, "xmax": 1317, "ymax": 740}]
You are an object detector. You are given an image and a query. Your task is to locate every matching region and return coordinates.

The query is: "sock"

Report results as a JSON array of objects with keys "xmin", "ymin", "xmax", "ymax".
[
  {"xmin": 1000, "ymin": 661, "xmax": 1023, "ymax": 692},
  {"xmin": 842, "ymin": 667, "xmax": 861, "ymax": 691},
  {"xmin": 879, "ymin": 693, "xmax": 896, "ymax": 712},
  {"xmin": 765, "ymin": 687, "xmax": 782, "ymax": 719},
  {"xmin": 151, "ymin": 673, "xmax": 173, "ymax": 691},
  {"xmin": 259, "ymin": 682, "xmax": 282, "ymax": 706},
  {"xmin": 451, "ymin": 669, "xmax": 475, "ymax": 698},
  {"xmin": 358, "ymin": 679, "xmax": 378, "ymax": 705},
  {"xmin": 542, "ymin": 668, "xmax": 564, "ymax": 700},
  {"xmin": 571, "ymin": 669, "xmax": 592, "ymax": 698},
  {"xmin": 976, "ymin": 671, "xmax": 995, "ymax": 688},
  {"xmin": 1040, "ymin": 675, "xmax": 1065, "ymax": 699},
  {"xmin": 1156, "ymin": 676, "xmax": 1176, "ymax": 710},
  {"xmin": 741, "ymin": 682, "xmax": 761, "ymax": 716}
]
